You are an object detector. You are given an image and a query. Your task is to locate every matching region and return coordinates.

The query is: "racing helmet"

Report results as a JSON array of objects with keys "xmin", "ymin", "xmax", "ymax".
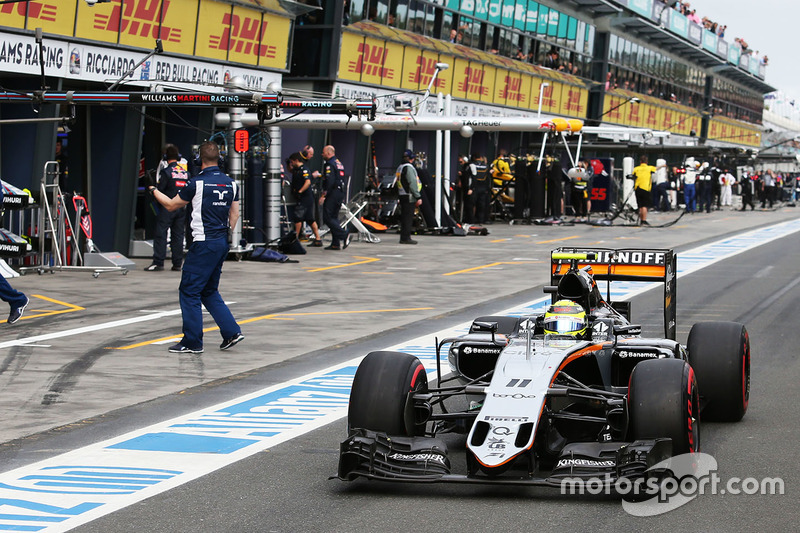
[{"xmin": 543, "ymin": 300, "xmax": 587, "ymax": 337}]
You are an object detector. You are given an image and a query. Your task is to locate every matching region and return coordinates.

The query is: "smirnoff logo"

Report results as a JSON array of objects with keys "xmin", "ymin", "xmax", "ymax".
[
  {"xmin": 93, "ymin": 0, "xmax": 182, "ymax": 44},
  {"xmin": 408, "ymin": 56, "xmax": 444, "ymax": 88},
  {"xmin": 210, "ymin": 13, "xmax": 276, "ymax": 59},
  {"xmin": 1, "ymin": 1, "xmax": 56, "ymax": 21},
  {"xmin": 499, "ymin": 75, "xmax": 525, "ymax": 103},
  {"xmin": 348, "ymin": 43, "xmax": 394, "ymax": 78},
  {"xmin": 564, "ymin": 88, "xmax": 583, "ymax": 113},
  {"xmin": 457, "ymin": 66, "xmax": 488, "ymax": 96}
]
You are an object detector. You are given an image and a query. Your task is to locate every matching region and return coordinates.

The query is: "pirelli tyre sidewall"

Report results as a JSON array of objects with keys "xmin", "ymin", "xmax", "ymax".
[
  {"xmin": 348, "ymin": 351, "xmax": 428, "ymax": 437},
  {"xmin": 628, "ymin": 358, "xmax": 699, "ymax": 455},
  {"xmin": 687, "ymin": 321, "xmax": 750, "ymax": 422}
]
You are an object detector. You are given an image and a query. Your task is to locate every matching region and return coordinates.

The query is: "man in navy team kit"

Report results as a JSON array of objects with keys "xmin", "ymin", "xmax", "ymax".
[{"xmin": 147, "ymin": 140, "xmax": 244, "ymax": 354}]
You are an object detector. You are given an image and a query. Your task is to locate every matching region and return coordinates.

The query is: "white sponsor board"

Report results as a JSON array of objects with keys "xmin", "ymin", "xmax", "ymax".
[{"xmin": 0, "ymin": 32, "xmax": 279, "ymax": 92}]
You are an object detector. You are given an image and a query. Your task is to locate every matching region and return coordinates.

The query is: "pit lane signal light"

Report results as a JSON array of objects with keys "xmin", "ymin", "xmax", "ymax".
[{"xmin": 234, "ymin": 129, "xmax": 249, "ymax": 153}]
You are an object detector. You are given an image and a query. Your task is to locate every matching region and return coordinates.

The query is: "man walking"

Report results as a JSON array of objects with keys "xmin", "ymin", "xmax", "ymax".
[
  {"xmin": 319, "ymin": 145, "xmax": 350, "ymax": 250},
  {"xmin": 147, "ymin": 141, "xmax": 244, "ymax": 354}
]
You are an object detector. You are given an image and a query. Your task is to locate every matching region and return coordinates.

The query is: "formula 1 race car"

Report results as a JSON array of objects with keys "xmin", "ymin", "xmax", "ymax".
[{"xmin": 337, "ymin": 248, "xmax": 750, "ymax": 489}]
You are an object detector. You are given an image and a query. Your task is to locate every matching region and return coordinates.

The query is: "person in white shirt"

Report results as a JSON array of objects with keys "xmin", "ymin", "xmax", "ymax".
[{"xmin": 719, "ymin": 169, "xmax": 735, "ymax": 207}]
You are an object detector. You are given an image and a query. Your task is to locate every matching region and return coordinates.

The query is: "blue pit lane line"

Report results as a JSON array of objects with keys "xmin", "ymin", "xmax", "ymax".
[{"xmin": 1, "ymin": 218, "xmax": 799, "ymax": 531}]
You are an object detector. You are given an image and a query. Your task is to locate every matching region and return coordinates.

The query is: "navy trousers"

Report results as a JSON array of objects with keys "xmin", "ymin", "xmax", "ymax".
[
  {"xmin": 178, "ymin": 237, "xmax": 240, "ymax": 349},
  {"xmin": 0, "ymin": 275, "xmax": 26, "ymax": 309}
]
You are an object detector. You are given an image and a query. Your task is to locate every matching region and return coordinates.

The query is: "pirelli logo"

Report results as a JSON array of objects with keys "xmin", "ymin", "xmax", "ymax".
[
  {"xmin": 348, "ymin": 43, "xmax": 394, "ymax": 78},
  {"xmin": 93, "ymin": 0, "xmax": 182, "ymax": 43},
  {"xmin": 457, "ymin": 67, "xmax": 488, "ymax": 97},
  {"xmin": 499, "ymin": 75, "xmax": 524, "ymax": 103},
  {"xmin": 209, "ymin": 13, "xmax": 276, "ymax": 59},
  {"xmin": 408, "ymin": 56, "xmax": 444, "ymax": 88},
  {"xmin": 0, "ymin": 1, "xmax": 57, "ymax": 21}
]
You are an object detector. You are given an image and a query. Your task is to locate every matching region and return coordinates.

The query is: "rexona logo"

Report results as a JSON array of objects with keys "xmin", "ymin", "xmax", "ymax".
[
  {"xmin": 94, "ymin": 0, "xmax": 182, "ymax": 44},
  {"xmin": 0, "ymin": 1, "xmax": 57, "ymax": 22},
  {"xmin": 457, "ymin": 67, "xmax": 488, "ymax": 96},
  {"xmin": 499, "ymin": 75, "xmax": 525, "ymax": 103},
  {"xmin": 348, "ymin": 43, "xmax": 394, "ymax": 78},
  {"xmin": 210, "ymin": 13, "xmax": 276, "ymax": 59},
  {"xmin": 408, "ymin": 56, "xmax": 444, "ymax": 88}
]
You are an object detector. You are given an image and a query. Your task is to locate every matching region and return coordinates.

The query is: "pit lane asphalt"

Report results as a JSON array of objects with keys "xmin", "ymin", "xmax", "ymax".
[
  {"xmin": 0, "ymin": 204, "xmax": 798, "ymax": 469},
  {"xmin": 74, "ymin": 212, "xmax": 800, "ymax": 532}
]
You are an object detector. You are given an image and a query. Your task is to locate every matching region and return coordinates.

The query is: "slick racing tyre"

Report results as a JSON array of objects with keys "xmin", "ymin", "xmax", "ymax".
[
  {"xmin": 469, "ymin": 315, "xmax": 521, "ymax": 336},
  {"xmin": 688, "ymin": 321, "xmax": 750, "ymax": 422},
  {"xmin": 628, "ymin": 358, "xmax": 699, "ymax": 455},
  {"xmin": 348, "ymin": 351, "xmax": 428, "ymax": 436}
]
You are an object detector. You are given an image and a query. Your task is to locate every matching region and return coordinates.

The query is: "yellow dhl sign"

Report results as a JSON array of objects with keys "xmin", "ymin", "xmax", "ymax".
[
  {"xmin": 0, "ymin": 0, "xmax": 289, "ymax": 70},
  {"xmin": 340, "ymin": 29, "xmax": 588, "ymax": 118}
]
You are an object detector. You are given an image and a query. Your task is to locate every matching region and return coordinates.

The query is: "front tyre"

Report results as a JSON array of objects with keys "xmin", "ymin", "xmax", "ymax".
[
  {"xmin": 348, "ymin": 351, "xmax": 428, "ymax": 436},
  {"xmin": 629, "ymin": 358, "xmax": 699, "ymax": 455},
  {"xmin": 688, "ymin": 321, "xmax": 750, "ymax": 422}
]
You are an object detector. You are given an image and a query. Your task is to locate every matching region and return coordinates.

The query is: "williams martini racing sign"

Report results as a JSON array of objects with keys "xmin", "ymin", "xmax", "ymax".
[{"xmin": 0, "ymin": 32, "xmax": 278, "ymax": 92}]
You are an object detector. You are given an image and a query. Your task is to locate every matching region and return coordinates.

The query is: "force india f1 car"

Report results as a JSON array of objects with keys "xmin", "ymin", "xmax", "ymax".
[{"xmin": 337, "ymin": 248, "xmax": 750, "ymax": 489}]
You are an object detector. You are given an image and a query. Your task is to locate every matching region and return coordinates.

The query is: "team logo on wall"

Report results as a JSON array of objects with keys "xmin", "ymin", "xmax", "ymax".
[{"xmin": 69, "ymin": 48, "xmax": 81, "ymax": 75}]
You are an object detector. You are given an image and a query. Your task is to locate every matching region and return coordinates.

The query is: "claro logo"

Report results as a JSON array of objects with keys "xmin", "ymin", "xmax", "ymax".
[{"xmin": 93, "ymin": 0, "xmax": 183, "ymax": 44}]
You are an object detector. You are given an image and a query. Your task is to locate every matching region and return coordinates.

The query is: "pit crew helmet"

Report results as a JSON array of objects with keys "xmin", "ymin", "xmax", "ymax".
[{"xmin": 543, "ymin": 300, "xmax": 587, "ymax": 337}]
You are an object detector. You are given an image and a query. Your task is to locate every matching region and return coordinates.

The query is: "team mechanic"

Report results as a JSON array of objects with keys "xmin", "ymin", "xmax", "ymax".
[
  {"xmin": 147, "ymin": 141, "xmax": 244, "ymax": 354},
  {"xmin": 318, "ymin": 145, "xmax": 350, "ymax": 250}
]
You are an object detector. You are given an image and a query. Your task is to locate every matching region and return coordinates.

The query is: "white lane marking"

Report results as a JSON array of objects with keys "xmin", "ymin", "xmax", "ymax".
[
  {"xmin": 1, "ymin": 217, "xmax": 799, "ymax": 532},
  {"xmin": 0, "ymin": 309, "xmax": 182, "ymax": 350}
]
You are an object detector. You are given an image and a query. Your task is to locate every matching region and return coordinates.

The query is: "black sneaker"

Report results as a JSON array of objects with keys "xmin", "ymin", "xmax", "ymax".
[
  {"xmin": 171, "ymin": 265, "xmax": 182, "ymax": 271},
  {"xmin": 399, "ymin": 239, "xmax": 418, "ymax": 245},
  {"xmin": 220, "ymin": 333, "xmax": 245, "ymax": 350},
  {"xmin": 324, "ymin": 244, "xmax": 341, "ymax": 250},
  {"xmin": 309, "ymin": 239, "xmax": 323, "ymax": 247},
  {"xmin": 168, "ymin": 343, "xmax": 203, "ymax": 354},
  {"xmin": 7, "ymin": 296, "xmax": 29, "ymax": 324},
  {"xmin": 144, "ymin": 263, "xmax": 164, "ymax": 271}
]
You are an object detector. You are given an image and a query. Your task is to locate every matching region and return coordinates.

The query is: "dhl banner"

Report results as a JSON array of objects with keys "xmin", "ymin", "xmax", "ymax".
[
  {"xmin": 603, "ymin": 90, "xmax": 703, "ymax": 136},
  {"xmin": 707, "ymin": 118, "xmax": 761, "ymax": 147},
  {"xmin": 0, "ymin": 0, "xmax": 76, "ymax": 36},
  {"xmin": 1, "ymin": 0, "xmax": 290, "ymax": 71}
]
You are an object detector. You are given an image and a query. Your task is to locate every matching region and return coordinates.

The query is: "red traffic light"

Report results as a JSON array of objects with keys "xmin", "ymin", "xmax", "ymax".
[{"xmin": 234, "ymin": 129, "xmax": 249, "ymax": 153}]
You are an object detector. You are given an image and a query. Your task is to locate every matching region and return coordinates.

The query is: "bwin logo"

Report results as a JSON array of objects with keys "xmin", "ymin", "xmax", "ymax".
[{"xmin": 213, "ymin": 190, "xmax": 229, "ymax": 200}]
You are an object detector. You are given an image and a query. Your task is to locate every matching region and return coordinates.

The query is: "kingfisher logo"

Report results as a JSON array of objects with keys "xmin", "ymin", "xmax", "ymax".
[
  {"xmin": 499, "ymin": 75, "xmax": 525, "ymax": 103},
  {"xmin": 0, "ymin": 0, "xmax": 57, "ymax": 21},
  {"xmin": 457, "ymin": 67, "xmax": 488, "ymax": 97},
  {"xmin": 408, "ymin": 56, "xmax": 444, "ymax": 88},
  {"xmin": 348, "ymin": 43, "xmax": 394, "ymax": 79},
  {"xmin": 210, "ymin": 13, "xmax": 276, "ymax": 59}
]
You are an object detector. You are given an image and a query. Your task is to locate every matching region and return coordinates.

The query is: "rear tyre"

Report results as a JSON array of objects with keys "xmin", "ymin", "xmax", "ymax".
[
  {"xmin": 629, "ymin": 358, "xmax": 699, "ymax": 455},
  {"xmin": 348, "ymin": 351, "xmax": 428, "ymax": 436},
  {"xmin": 688, "ymin": 321, "xmax": 750, "ymax": 422}
]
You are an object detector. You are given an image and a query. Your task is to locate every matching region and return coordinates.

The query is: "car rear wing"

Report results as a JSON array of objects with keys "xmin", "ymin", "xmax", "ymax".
[{"xmin": 550, "ymin": 247, "xmax": 677, "ymax": 340}]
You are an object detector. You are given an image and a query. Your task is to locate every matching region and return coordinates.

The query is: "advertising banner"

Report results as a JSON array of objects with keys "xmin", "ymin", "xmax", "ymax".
[
  {"xmin": 668, "ymin": 10, "xmax": 688, "ymax": 39},
  {"xmin": 702, "ymin": 29, "xmax": 717, "ymax": 53},
  {"xmin": 687, "ymin": 22, "xmax": 702, "ymax": 45},
  {"xmin": 628, "ymin": 0, "xmax": 653, "ymax": 19},
  {"xmin": 0, "ymin": 0, "xmax": 77, "ymax": 35}
]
